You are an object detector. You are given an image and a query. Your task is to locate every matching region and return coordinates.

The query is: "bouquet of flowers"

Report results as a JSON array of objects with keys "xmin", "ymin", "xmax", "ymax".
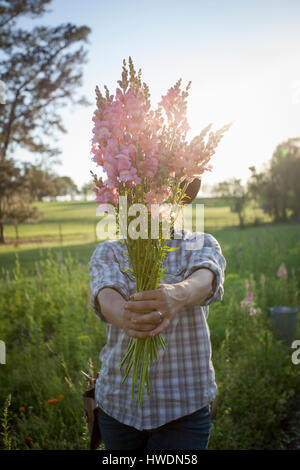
[{"xmin": 90, "ymin": 57, "xmax": 232, "ymax": 406}]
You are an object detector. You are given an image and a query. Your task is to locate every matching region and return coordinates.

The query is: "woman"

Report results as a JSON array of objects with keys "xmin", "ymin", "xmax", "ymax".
[{"xmin": 88, "ymin": 178, "xmax": 226, "ymax": 450}]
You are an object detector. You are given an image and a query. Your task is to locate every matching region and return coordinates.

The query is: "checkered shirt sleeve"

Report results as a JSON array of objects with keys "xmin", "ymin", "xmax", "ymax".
[
  {"xmin": 184, "ymin": 233, "xmax": 226, "ymax": 305},
  {"xmin": 88, "ymin": 241, "xmax": 130, "ymax": 323}
]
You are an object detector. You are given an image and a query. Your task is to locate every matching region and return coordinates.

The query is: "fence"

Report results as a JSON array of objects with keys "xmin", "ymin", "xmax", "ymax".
[{"xmin": 1, "ymin": 216, "xmax": 268, "ymax": 249}]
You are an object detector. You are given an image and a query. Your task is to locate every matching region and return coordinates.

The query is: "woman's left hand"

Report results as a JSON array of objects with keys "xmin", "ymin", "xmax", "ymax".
[{"xmin": 124, "ymin": 283, "xmax": 187, "ymax": 338}]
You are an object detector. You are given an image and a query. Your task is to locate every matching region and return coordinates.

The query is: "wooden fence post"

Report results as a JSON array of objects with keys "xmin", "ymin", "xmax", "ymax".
[
  {"xmin": 59, "ymin": 223, "xmax": 63, "ymax": 245},
  {"xmin": 94, "ymin": 221, "xmax": 97, "ymax": 242}
]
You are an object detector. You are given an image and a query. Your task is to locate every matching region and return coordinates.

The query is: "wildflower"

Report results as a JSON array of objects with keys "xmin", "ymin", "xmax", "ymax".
[
  {"xmin": 245, "ymin": 281, "xmax": 250, "ymax": 290},
  {"xmin": 24, "ymin": 436, "xmax": 33, "ymax": 447},
  {"xmin": 260, "ymin": 274, "xmax": 265, "ymax": 284},
  {"xmin": 277, "ymin": 263, "xmax": 288, "ymax": 279},
  {"xmin": 250, "ymin": 307, "xmax": 261, "ymax": 316},
  {"xmin": 240, "ymin": 290, "xmax": 254, "ymax": 308},
  {"xmin": 48, "ymin": 398, "xmax": 59, "ymax": 405},
  {"xmin": 58, "ymin": 394, "xmax": 64, "ymax": 399},
  {"xmin": 247, "ymin": 290, "xmax": 254, "ymax": 302},
  {"xmin": 19, "ymin": 406, "xmax": 25, "ymax": 412}
]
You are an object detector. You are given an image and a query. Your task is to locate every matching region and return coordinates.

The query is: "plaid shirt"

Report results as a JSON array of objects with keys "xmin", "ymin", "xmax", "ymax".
[{"xmin": 88, "ymin": 229, "xmax": 226, "ymax": 430}]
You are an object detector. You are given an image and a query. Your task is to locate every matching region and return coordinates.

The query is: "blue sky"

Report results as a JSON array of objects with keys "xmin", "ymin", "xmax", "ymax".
[{"xmin": 16, "ymin": 0, "xmax": 300, "ymax": 192}]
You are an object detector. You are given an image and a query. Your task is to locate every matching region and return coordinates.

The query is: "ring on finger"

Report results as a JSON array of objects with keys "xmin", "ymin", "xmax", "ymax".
[{"xmin": 156, "ymin": 310, "xmax": 163, "ymax": 322}]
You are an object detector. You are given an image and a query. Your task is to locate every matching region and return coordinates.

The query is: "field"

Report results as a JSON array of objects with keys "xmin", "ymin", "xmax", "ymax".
[
  {"xmin": 0, "ymin": 201, "xmax": 299, "ymax": 450},
  {"xmin": 0, "ymin": 198, "xmax": 271, "ymax": 274}
]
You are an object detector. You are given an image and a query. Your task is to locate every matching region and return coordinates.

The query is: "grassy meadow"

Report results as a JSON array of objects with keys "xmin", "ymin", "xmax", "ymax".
[{"xmin": 0, "ymin": 200, "xmax": 299, "ymax": 450}]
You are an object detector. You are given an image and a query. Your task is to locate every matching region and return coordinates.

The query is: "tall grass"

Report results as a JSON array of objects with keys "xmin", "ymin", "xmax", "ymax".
[
  {"xmin": 0, "ymin": 224, "xmax": 299, "ymax": 449},
  {"xmin": 0, "ymin": 252, "xmax": 105, "ymax": 449}
]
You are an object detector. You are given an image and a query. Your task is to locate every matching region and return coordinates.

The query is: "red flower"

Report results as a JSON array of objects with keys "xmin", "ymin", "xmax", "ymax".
[
  {"xmin": 48, "ymin": 398, "xmax": 59, "ymax": 405},
  {"xmin": 24, "ymin": 436, "xmax": 33, "ymax": 447},
  {"xmin": 19, "ymin": 406, "xmax": 25, "ymax": 412}
]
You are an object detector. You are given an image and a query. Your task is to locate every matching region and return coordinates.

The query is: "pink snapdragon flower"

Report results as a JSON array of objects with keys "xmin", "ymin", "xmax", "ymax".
[
  {"xmin": 90, "ymin": 61, "xmax": 232, "ymax": 214},
  {"xmin": 103, "ymin": 155, "xmax": 118, "ymax": 178},
  {"xmin": 138, "ymin": 157, "xmax": 159, "ymax": 178},
  {"xmin": 119, "ymin": 166, "xmax": 141, "ymax": 184},
  {"xmin": 96, "ymin": 126, "xmax": 111, "ymax": 140},
  {"xmin": 145, "ymin": 185, "xmax": 172, "ymax": 205},
  {"xmin": 91, "ymin": 144, "xmax": 104, "ymax": 166},
  {"xmin": 240, "ymin": 289, "xmax": 254, "ymax": 308},
  {"xmin": 247, "ymin": 291, "xmax": 254, "ymax": 302},
  {"xmin": 277, "ymin": 263, "xmax": 288, "ymax": 279},
  {"xmin": 94, "ymin": 185, "xmax": 118, "ymax": 205}
]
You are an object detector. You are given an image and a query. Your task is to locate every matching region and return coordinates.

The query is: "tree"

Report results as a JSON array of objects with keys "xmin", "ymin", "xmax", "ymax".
[
  {"xmin": 0, "ymin": 2, "xmax": 91, "ymax": 163},
  {"xmin": 0, "ymin": 0, "xmax": 51, "ymax": 52},
  {"xmin": 81, "ymin": 181, "xmax": 94, "ymax": 201},
  {"xmin": 213, "ymin": 178, "xmax": 248, "ymax": 228},
  {"xmin": 22, "ymin": 162, "xmax": 57, "ymax": 201},
  {"xmin": 0, "ymin": 159, "xmax": 41, "ymax": 243},
  {"xmin": 60, "ymin": 176, "xmax": 79, "ymax": 200},
  {"xmin": 50, "ymin": 176, "xmax": 67, "ymax": 201},
  {"xmin": 249, "ymin": 138, "xmax": 300, "ymax": 222},
  {"xmin": 7, "ymin": 194, "xmax": 40, "ymax": 245}
]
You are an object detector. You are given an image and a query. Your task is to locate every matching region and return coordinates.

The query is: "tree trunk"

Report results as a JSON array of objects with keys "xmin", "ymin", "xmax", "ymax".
[
  {"xmin": 0, "ymin": 221, "xmax": 5, "ymax": 244},
  {"xmin": 238, "ymin": 212, "xmax": 244, "ymax": 229},
  {"xmin": 281, "ymin": 206, "xmax": 287, "ymax": 221},
  {"xmin": 14, "ymin": 224, "xmax": 19, "ymax": 247}
]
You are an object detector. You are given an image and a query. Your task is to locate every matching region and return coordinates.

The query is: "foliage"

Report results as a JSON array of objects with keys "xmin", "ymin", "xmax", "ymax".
[
  {"xmin": 80, "ymin": 181, "xmax": 94, "ymax": 201},
  {"xmin": 0, "ymin": 224, "xmax": 299, "ymax": 449},
  {"xmin": 0, "ymin": 251, "xmax": 105, "ymax": 449},
  {"xmin": 249, "ymin": 138, "xmax": 300, "ymax": 222},
  {"xmin": 0, "ymin": 0, "xmax": 51, "ymax": 52},
  {"xmin": 0, "ymin": 395, "xmax": 12, "ymax": 450},
  {"xmin": 0, "ymin": 159, "xmax": 41, "ymax": 244},
  {"xmin": 0, "ymin": 0, "xmax": 91, "ymax": 163},
  {"xmin": 213, "ymin": 178, "xmax": 248, "ymax": 228}
]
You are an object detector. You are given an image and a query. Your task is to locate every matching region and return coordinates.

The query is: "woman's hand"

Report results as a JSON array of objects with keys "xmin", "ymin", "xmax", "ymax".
[
  {"xmin": 122, "ymin": 268, "xmax": 214, "ymax": 338},
  {"xmin": 122, "ymin": 283, "xmax": 186, "ymax": 339}
]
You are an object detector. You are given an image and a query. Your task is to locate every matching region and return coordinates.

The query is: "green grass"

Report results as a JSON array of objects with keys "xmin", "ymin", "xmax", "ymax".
[
  {"xmin": 0, "ymin": 201, "xmax": 300, "ymax": 450},
  {"xmin": 0, "ymin": 198, "xmax": 273, "ymax": 274},
  {"xmin": 0, "ymin": 198, "xmax": 270, "ymax": 249},
  {"xmin": 1, "ymin": 201, "xmax": 98, "ymax": 247}
]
